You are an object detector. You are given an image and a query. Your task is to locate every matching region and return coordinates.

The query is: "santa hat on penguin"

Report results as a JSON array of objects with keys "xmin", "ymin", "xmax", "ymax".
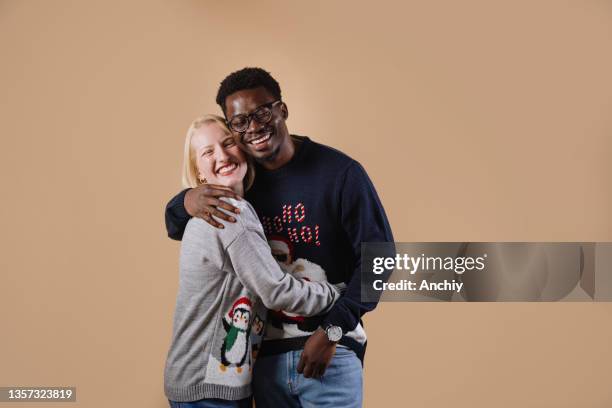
[{"xmin": 228, "ymin": 296, "xmax": 252, "ymax": 319}]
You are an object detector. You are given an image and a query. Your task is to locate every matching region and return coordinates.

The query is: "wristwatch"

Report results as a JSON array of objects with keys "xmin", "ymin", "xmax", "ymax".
[{"xmin": 322, "ymin": 324, "xmax": 343, "ymax": 343}]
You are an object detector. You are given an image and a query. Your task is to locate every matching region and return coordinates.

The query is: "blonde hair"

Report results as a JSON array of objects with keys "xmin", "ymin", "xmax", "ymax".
[{"xmin": 181, "ymin": 114, "xmax": 255, "ymax": 191}]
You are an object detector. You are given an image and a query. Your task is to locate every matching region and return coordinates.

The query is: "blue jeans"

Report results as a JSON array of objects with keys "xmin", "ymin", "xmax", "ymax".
[
  {"xmin": 252, "ymin": 346, "xmax": 363, "ymax": 408},
  {"xmin": 168, "ymin": 398, "xmax": 251, "ymax": 408}
]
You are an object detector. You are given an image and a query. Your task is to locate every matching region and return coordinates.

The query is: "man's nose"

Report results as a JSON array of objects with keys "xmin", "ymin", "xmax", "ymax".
[{"xmin": 246, "ymin": 115, "xmax": 264, "ymax": 134}]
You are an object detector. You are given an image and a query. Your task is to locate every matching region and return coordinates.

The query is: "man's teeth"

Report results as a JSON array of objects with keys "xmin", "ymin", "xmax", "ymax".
[
  {"xmin": 249, "ymin": 133, "xmax": 271, "ymax": 145},
  {"xmin": 217, "ymin": 163, "xmax": 237, "ymax": 175}
]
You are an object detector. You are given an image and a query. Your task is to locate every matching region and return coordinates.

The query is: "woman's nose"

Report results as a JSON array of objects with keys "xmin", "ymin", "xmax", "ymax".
[{"xmin": 215, "ymin": 146, "xmax": 230, "ymax": 161}]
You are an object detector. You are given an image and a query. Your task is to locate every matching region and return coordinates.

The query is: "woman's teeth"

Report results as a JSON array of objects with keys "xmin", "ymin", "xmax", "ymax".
[
  {"xmin": 249, "ymin": 133, "xmax": 271, "ymax": 145},
  {"xmin": 217, "ymin": 163, "xmax": 237, "ymax": 175}
]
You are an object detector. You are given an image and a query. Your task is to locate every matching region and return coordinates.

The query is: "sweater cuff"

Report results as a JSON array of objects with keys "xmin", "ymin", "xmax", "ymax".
[
  {"xmin": 321, "ymin": 301, "xmax": 358, "ymax": 335},
  {"xmin": 168, "ymin": 188, "xmax": 191, "ymax": 219}
]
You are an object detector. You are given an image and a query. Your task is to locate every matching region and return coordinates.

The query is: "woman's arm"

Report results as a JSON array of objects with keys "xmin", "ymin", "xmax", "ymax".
[{"xmin": 225, "ymin": 227, "xmax": 339, "ymax": 316}]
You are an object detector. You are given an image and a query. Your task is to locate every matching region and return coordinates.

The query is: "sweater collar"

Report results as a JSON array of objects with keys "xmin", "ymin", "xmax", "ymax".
[{"xmin": 254, "ymin": 135, "xmax": 311, "ymax": 177}]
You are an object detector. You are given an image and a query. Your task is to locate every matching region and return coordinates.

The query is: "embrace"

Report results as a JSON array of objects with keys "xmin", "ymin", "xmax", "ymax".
[{"xmin": 163, "ymin": 68, "xmax": 393, "ymax": 408}]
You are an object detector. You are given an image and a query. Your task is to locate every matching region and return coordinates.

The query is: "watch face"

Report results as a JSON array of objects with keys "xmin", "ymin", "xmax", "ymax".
[{"xmin": 327, "ymin": 326, "xmax": 343, "ymax": 342}]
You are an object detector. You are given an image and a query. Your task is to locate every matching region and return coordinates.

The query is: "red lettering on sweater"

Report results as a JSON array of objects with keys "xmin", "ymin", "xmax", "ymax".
[{"xmin": 260, "ymin": 203, "xmax": 321, "ymax": 246}]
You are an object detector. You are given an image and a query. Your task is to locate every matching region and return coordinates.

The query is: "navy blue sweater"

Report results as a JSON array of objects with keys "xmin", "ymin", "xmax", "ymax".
[{"xmin": 165, "ymin": 136, "xmax": 393, "ymax": 358}]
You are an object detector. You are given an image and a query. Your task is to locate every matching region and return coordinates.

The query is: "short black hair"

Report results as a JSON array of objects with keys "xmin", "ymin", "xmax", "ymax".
[{"xmin": 216, "ymin": 67, "xmax": 282, "ymax": 114}]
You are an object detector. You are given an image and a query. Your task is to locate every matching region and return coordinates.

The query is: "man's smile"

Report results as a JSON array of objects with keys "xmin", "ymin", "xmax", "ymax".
[
  {"xmin": 245, "ymin": 129, "xmax": 274, "ymax": 151},
  {"xmin": 249, "ymin": 132, "xmax": 271, "ymax": 145}
]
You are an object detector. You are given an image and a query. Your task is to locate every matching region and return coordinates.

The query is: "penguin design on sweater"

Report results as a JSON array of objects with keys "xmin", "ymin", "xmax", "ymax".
[{"xmin": 220, "ymin": 297, "xmax": 252, "ymax": 374}]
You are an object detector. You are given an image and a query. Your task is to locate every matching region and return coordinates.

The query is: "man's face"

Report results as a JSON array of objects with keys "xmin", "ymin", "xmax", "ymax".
[{"xmin": 224, "ymin": 87, "xmax": 290, "ymax": 162}]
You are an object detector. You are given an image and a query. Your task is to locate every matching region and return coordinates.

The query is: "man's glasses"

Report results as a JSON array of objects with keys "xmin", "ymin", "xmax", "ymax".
[{"xmin": 226, "ymin": 100, "xmax": 282, "ymax": 133}]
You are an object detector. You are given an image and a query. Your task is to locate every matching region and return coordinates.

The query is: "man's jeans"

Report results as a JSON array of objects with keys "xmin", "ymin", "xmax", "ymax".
[{"xmin": 253, "ymin": 346, "xmax": 363, "ymax": 408}]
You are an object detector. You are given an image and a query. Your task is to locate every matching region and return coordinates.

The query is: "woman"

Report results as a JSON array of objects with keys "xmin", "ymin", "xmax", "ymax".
[{"xmin": 164, "ymin": 115, "xmax": 339, "ymax": 408}]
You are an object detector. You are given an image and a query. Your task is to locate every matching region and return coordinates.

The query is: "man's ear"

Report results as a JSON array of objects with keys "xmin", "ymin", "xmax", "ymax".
[{"xmin": 280, "ymin": 102, "xmax": 289, "ymax": 120}]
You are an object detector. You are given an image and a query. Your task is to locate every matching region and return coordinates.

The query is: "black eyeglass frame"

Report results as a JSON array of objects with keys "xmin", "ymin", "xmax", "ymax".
[{"xmin": 226, "ymin": 100, "xmax": 283, "ymax": 133}]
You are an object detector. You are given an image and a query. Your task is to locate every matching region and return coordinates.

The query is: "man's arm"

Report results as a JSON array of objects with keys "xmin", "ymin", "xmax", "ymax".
[
  {"xmin": 298, "ymin": 161, "xmax": 394, "ymax": 378},
  {"xmin": 164, "ymin": 185, "xmax": 242, "ymax": 240},
  {"xmin": 322, "ymin": 161, "xmax": 394, "ymax": 330},
  {"xmin": 165, "ymin": 189, "xmax": 191, "ymax": 241}
]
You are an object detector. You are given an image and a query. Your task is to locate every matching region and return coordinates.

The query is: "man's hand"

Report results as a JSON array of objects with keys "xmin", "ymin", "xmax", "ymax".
[
  {"xmin": 297, "ymin": 328, "xmax": 337, "ymax": 379},
  {"xmin": 184, "ymin": 184, "xmax": 241, "ymax": 229}
]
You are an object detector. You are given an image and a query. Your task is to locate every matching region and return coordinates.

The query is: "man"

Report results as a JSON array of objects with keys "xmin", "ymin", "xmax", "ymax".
[{"xmin": 165, "ymin": 67, "xmax": 393, "ymax": 407}]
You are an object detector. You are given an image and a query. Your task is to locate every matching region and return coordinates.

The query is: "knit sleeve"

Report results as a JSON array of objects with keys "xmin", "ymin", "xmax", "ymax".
[
  {"xmin": 322, "ymin": 161, "xmax": 394, "ymax": 333},
  {"xmin": 165, "ymin": 189, "xmax": 192, "ymax": 241},
  {"xmin": 224, "ymin": 203, "xmax": 340, "ymax": 315}
]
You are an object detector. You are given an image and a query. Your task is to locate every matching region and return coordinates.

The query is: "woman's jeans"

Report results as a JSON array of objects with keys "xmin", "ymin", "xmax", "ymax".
[
  {"xmin": 168, "ymin": 398, "xmax": 251, "ymax": 408},
  {"xmin": 252, "ymin": 346, "xmax": 363, "ymax": 408}
]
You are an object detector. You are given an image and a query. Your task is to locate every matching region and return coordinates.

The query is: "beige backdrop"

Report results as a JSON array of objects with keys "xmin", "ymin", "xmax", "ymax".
[{"xmin": 1, "ymin": 1, "xmax": 611, "ymax": 407}]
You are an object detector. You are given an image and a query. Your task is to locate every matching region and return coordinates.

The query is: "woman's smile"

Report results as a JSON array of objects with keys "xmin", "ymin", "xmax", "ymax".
[{"xmin": 216, "ymin": 162, "xmax": 238, "ymax": 176}]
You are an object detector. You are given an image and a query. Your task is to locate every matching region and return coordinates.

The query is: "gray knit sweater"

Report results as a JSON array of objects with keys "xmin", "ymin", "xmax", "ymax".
[{"xmin": 164, "ymin": 198, "xmax": 339, "ymax": 402}]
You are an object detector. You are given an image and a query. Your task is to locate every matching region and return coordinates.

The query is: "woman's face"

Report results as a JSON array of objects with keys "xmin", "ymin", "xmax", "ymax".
[{"xmin": 191, "ymin": 122, "xmax": 247, "ymax": 189}]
